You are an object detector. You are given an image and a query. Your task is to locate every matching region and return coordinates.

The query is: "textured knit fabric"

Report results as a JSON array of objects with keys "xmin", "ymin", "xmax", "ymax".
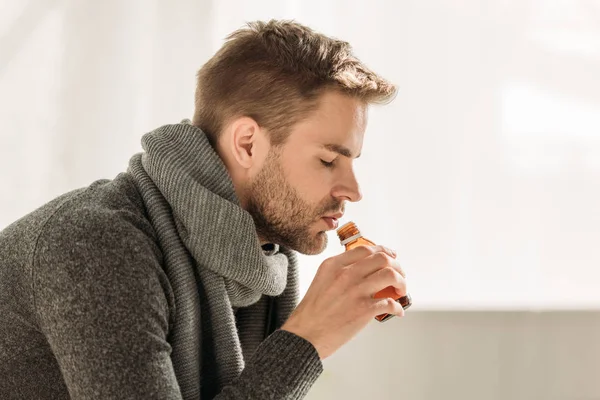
[
  {"xmin": 128, "ymin": 120, "xmax": 305, "ymax": 397},
  {"xmin": 0, "ymin": 121, "xmax": 323, "ymax": 399}
]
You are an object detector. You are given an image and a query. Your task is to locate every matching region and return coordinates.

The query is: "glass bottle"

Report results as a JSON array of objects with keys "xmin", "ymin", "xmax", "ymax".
[{"xmin": 337, "ymin": 221, "xmax": 412, "ymax": 322}]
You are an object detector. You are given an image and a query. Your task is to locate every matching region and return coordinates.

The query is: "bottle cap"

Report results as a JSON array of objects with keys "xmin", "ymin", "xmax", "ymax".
[{"xmin": 337, "ymin": 221, "xmax": 361, "ymax": 244}]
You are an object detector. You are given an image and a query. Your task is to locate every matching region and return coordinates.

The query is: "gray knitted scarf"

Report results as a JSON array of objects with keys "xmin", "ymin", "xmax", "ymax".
[{"xmin": 127, "ymin": 120, "xmax": 300, "ymax": 399}]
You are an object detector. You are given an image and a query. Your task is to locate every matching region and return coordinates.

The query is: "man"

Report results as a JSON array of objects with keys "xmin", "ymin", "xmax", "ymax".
[{"xmin": 0, "ymin": 20, "xmax": 408, "ymax": 399}]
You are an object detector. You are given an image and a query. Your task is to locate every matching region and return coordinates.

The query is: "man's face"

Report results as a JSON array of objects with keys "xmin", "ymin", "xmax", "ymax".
[{"xmin": 246, "ymin": 91, "xmax": 366, "ymax": 255}]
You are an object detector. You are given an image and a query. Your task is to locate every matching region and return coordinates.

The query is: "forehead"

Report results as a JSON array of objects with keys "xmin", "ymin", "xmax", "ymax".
[{"xmin": 287, "ymin": 91, "xmax": 367, "ymax": 151}]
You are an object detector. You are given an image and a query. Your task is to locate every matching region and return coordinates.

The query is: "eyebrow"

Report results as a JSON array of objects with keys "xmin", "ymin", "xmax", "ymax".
[{"xmin": 322, "ymin": 143, "xmax": 361, "ymax": 159}]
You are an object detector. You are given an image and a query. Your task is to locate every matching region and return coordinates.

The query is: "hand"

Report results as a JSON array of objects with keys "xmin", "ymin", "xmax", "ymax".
[{"xmin": 281, "ymin": 245, "xmax": 407, "ymax": 360}]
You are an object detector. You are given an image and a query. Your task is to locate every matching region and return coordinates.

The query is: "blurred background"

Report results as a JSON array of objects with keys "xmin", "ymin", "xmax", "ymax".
[{"xmin": 1, "ymin": 0, "xmax": 599, "ymax": 398}]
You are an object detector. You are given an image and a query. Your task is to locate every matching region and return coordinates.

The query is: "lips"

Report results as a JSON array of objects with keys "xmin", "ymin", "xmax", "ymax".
[
  {"xmin": 324, "ymin": 212, "xmax": 344, "ymax": 220},
  {"xmin": 321, "ymin": 212, "xmax": 343, "ymax": 230},
  {"xmin": 321, "ymin": 217, "xmax": 339, "ymax": 230}
]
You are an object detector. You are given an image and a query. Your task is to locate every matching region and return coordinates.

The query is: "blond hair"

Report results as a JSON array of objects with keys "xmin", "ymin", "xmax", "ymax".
[{"xmin": 193, "ymin": 19, "xmax": 396, "ymax": 146}]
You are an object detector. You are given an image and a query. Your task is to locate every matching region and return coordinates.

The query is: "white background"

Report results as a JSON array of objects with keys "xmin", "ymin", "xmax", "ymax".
[{"xmin": 1, "ymin": 0, "xmax": 599, "ymax": 311}]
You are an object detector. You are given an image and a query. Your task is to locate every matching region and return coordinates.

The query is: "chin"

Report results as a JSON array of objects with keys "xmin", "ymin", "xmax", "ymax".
[{"xmin": 295, "ymin": 231, "xmax": 328, "ymax": 255}]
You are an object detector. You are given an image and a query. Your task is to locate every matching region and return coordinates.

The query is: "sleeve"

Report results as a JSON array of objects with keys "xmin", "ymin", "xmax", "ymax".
[
  {"xmin": 33, "ymin": 209, "xmax": 182, "ymax": 399},
  {"xmin": 215, "ymin": 329, "xmax": 323, "ymax": 400}
]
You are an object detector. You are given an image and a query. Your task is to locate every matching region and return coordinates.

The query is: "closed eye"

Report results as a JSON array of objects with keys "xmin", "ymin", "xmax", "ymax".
[{"xmin": 320, "ymin": 159, "xmax": 335, "ymax": 168}]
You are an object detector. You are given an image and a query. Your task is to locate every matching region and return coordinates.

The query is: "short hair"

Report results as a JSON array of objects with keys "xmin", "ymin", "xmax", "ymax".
[{"xmin": 192, "ymin": 19, "xmax": 396, "ymax": 146}]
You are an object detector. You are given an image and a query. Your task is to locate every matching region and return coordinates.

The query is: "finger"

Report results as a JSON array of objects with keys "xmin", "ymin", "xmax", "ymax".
[
  {"xmin": 360, "ymin": 266, "xmax": 407, "ymax": 298},
  {"xmin": 371, "ymin": 297, "xmax": 405, "ymax": 318},
  {"xmin": 382, "ymin": 246, "xmax": 397, "ymax": 259},
  {"xmin": 351, "ymin": 252, "xmax": 406, "ymax": 279},
  {"xmin": 330, "ymin": 245, "xmax": 395, "ymax": 267}
]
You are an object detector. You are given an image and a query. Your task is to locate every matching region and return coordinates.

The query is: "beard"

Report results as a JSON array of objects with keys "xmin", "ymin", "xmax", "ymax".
[{"xmin": 245, "ymin": 149, "xmax": 343, "ymax": 255}]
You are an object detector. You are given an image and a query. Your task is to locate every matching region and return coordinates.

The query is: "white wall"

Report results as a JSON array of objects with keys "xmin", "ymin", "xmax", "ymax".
[
  {"xmin": 2, "ymin": 0, "xmax": 599, "ymax": 398},
  {"xmin": 291, "ymin": 0, "xmax": 600, "ymax": 311}
]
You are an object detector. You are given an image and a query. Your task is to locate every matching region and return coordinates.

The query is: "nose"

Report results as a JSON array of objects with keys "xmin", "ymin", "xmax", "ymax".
[{"xmin": 332, "ymin": 169, "xmax": 363, "ymax": 203}]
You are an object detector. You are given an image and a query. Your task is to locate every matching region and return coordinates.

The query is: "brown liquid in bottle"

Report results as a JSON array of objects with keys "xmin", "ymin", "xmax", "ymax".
[{"xmin": 337, "ymin": 221, "xmax": 412, "ymax": 322}]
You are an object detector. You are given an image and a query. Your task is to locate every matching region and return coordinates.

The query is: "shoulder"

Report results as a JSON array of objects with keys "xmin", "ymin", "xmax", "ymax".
[
  {"xmin": 36, "ymin": 174, "xmax": 163, "ymax": 270},
  {"xmin": 32, "ymin": 179, "xmax": 174, "ymax": 326}
]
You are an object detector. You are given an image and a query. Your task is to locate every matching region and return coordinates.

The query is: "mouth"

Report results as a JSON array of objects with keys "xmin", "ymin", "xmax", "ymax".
[
  {"xmin": 321, "ymin": 212, "xmax": 343, "ymax": 230},
  {"xmin": 321, "ymin": 217, "xmax": 339, "ymax": 230}
]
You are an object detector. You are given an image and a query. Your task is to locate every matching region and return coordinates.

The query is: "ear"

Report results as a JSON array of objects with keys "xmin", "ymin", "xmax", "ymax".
[{"xmin": 228, "ymin": 116, "xmax": 261, "ymax": 169}]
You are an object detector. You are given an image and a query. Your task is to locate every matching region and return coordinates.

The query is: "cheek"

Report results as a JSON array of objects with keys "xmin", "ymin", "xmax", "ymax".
[
  {"xmin": 287, "ymin": 165, "xmax": 331, "ymax": 205},
  {"xmin": 279, "ymin": 149, "xmax": 332, "ymax": 204}
]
